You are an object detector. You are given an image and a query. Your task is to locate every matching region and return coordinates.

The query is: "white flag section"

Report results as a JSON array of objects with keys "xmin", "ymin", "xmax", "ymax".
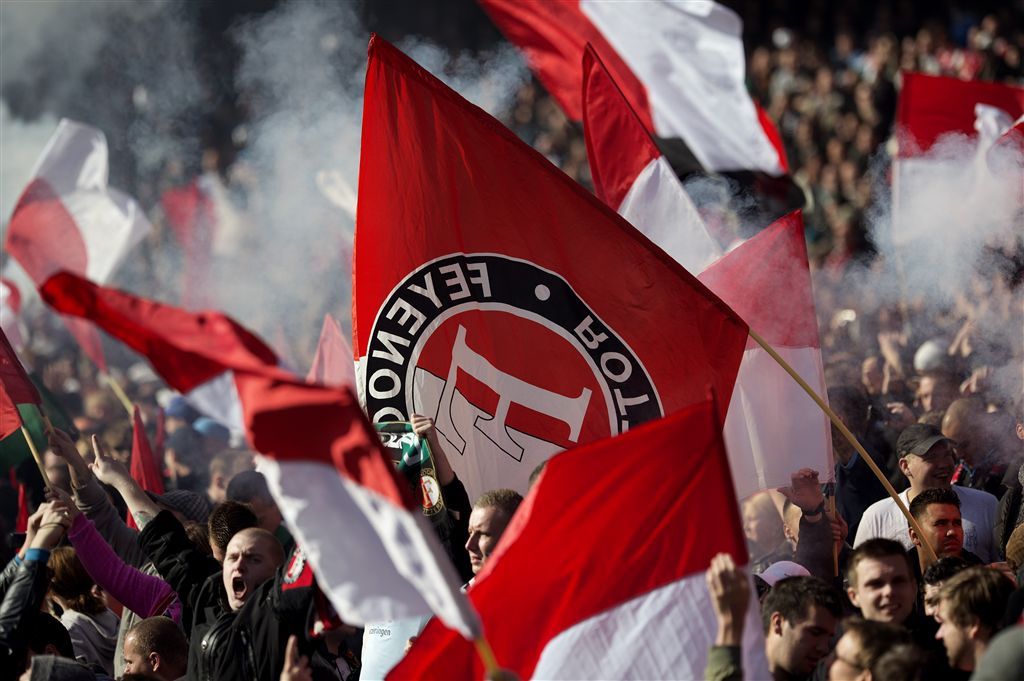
[
  {"xmin": 616, "ymin": 156, "xmax": 722, "ymax": 272},
  {"xmin": 533, "ymin": 572, "xmax": 765, "ymax": 679},
  {"xmin": 258, "ymin": 455, "xmax": 478, "ymax": 633},
  {"xmin": 6, "ymin": 119, "xmax": 151, "ymax": 283},
  {"xmin": 580, "ymin": 0, "xmax": 785, "ymax": 175}
]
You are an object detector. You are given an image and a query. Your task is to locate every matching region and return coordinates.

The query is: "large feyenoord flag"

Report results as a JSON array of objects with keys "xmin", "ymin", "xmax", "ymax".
[
  {"xmin": 893, "ymin": 73, "xmax": 1024, "ymax": 246},
  {"xmin": 354, "ymin": 36, "xmax": 749, "ymax": 501},
  {"xmin": 390, "ymin": 398, "xmax": 768, "ymax": 679},
  {"xmin": 479, "ymin": 0, "xmax": 801, "ymax": 221},
  {"xmin": 4, "ymin": 120, "xmax": 151, "ymax": 370},
  {"xmin": 39, "ymin": 271, "xmax": 481, "ymax": 636}
]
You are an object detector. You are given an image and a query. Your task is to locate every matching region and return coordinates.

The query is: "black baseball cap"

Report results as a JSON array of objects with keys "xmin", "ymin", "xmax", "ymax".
[{"xmin": 896, "ymin": 423, "xmax": 954, "ymax": 459}]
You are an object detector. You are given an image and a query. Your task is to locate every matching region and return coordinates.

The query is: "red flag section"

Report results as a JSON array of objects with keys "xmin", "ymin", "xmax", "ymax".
[
  {"xmin": 390, "ymin": 399, "xmax": 765, "ymax": 680},
  {"xmin": 0, "ymin": 328, "xmax": 41, "ymax": 440},
  {"xmin": 307, "ymin": 313, "xmax": 356, "ymax": 387},
  {"xmin": 896, "ymin": 73, "xmax": 1024, "ymax": 157},
  {"xmin": 354, "ymin": 35, "xmax": 748, "ymax": 501},
  {"xmin": 41, "ymin": 272, "xmax": 278, "ymax": 394},
  {"xmin": 39, "ymin": 269, "xmax": 480, "ymax": 635},
  {"xmin": 126, "ymin": 405, "xmax": 164, "ymax": 530}
]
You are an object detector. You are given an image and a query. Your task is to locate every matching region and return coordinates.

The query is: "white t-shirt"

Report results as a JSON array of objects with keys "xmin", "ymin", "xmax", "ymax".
[{"xmin": 852, "ymin": 486, "xmax": 999, "ymax": 562}]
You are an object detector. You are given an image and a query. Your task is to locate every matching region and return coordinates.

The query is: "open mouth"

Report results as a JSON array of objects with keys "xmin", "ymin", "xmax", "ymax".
[{"xmin": 232, "ymin": 576, "xmax": 247, "ymax": 600}]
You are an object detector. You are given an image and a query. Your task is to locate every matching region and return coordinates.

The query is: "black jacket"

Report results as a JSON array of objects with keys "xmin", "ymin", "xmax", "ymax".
[
  {"xmin": 0, "ymin": 554, "xmax": 50, "ymax": 678},
  {"xmin": 138, "ymin": 511, "xmax": 334, "ymax": 681}
]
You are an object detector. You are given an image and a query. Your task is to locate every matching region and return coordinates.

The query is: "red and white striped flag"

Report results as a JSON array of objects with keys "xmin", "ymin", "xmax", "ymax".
[
  {"xmin": 4, "ymin": 120, "xmax": 151, "ymax": 369},
  {"xmin": 893, "ymin": 73, "xmax": 1024, "ymax": 246},
  {"xmin": 698, "ymin": 212, "xmax": 833, "ymax": 496},
  {"xmin": 481, "ymin": 0, "xmax": 798, "ymax": 220},
  {"xmin": 581, "ymin": 45, "xmax": 723, "ymax": 273},
  {"xmin": 390, "ymin": 399, "xmax": 767, "ymax": 679},
  {"xmin": 582, "ymin": 48, "xmax": 831, "ymax": 496},
  {"xmin": 39, "ymin": 271, "xmax": 481, "ymax": 637}
]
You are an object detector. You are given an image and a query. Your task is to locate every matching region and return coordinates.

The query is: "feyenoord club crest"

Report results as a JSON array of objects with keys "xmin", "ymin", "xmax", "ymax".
[{"xmin": 363, "ymin": 253, "xmax": 662, "ymax": 493}]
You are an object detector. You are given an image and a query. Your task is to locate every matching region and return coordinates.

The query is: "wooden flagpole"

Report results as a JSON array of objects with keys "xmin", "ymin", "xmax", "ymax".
[
  {"xmin": 473, "ymin": 635, "xmax": 502, "ymax": 679},
  {"xmin": 748, "ymin": 329, "xmax": 938, "ymax": 564},
  {"xmin": 21, "ymin": 425, "xmax": 53, "ymax": 492},
  {"xmin": 102, "ymin": 372, "xmax": 134, "ymax": 416}
]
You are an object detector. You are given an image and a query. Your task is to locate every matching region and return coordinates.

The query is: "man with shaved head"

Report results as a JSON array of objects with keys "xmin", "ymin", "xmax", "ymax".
[
  {"xmin": 942, "ymin": 397, "xmax": 1004, "ymax": 496},
  {"xmin": 122, "ymin": 617, "xmax": 188, "ymax": 680},
  {"xmin": 139, "ymin": 506, "xmax": 316, "ymax": 679}
]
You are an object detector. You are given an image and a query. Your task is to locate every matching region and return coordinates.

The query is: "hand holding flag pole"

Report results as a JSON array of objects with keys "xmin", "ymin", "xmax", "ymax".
[{"xmin": 749, "ymin": 328, "xmax": 938, "ymax": 563}]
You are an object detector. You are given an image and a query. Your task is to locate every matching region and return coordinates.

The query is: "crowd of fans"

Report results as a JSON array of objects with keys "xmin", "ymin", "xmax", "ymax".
[{"xmin": 1, "ymin": 1, "xmax": 1023, "ymax": 679}]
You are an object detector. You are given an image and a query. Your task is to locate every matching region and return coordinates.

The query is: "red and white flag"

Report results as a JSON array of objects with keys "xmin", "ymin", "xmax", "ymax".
[
  {"xmin": 698, "ymin": 212, "xmax": 833, "ymax": 496},
  {"xmin": 4, "ymin": 120, "xmax": 152, "ymax": 369},
  {"xmin": 582, "ymin": 48, "xmax": 830, "ymax": 496},
  {"xmin": 582, "ymin": 45, "xmax": 723, "ymax": 272},
  {"xmin": 481, "ymin": 0, "xmax": 796, "ymax": 220},
  {"xmin": 390, "ymin": 398, "xmax": 767, "ymax": 679},
  {"xmin": 893, "ymin": 73, "xmax": 1024, "ymax": 246},
  {"xmin": 307, "ymin": 313, "xmax": 355, "ymax": 388},
  {"xmin": 126, "ymin": 405, "xmax": 164, "ymax": 530},
  {"xmin": 39, "ymin": 271, "xmax": 480, "ymax": 636},
  {"xmin": 354, "ymin": 36, "xmax": 748, "ymax": 502}
]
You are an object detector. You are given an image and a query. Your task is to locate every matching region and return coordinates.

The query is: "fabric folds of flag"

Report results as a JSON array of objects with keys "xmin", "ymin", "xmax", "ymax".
[
  {"xmin": 582, "ymin": 40, "xmax": 832, "ymax": 495},
  {"xmin": 0, "ymin": 328, "xmax": 41, "ymax": 441},
  {"xmin": 390, "ymin": 399, "xmax": 768, "ymax": 680},
  {"xmin": 581, "ymin": 44, "xmax": 723, "ymax": 273},
  {"xmin": 480, "ymin": 0, "xmax": 800, "ymax": 221},
  {"xmin": 126, "ymin": 405, "xmax": 164, "ymax": 530},
  {"xmin": 698, "ymin": 211, "xmax": 833, "ymax": 496},
  {"xmin": 39, "ymin": 270, "xmax": 480, "ymax": 637},
  {"xmin": 354, "ymin": 35, "xmax": 748, "ymax": 502},
  {"xmin": 4, "ymin": 120, "xmax": 152, "ymax": 370},
  {"xmin": 306, "ymin": 313, "xmax": 355, "ymax": 388}
]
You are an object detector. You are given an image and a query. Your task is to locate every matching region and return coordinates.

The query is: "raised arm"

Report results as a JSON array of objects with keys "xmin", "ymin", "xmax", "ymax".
[
  {"xmin": 89, "ymin": 434, "xmax": 163, "ymax": 529},
  {"xmin": 52, "ymin": 489, "xmax": 179, "ymax": 621},
  {"xmin": 0, "ymin": 503, "xmax": 69, "ymax": 666},
  {"xmin": 47, "ymin": 427, "xmax": 148, "ymax": 567}
]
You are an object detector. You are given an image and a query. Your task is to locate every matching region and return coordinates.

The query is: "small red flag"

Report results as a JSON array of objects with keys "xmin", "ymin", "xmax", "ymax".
[{"xmin": 126, "ymin": 405, "xmax": 164, "ymax": 530}]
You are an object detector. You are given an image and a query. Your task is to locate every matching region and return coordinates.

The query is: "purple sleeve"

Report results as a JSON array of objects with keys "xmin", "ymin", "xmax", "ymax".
[{"xmin": 67, "ymin": 514, "xmax": 180, "ymax": 618}]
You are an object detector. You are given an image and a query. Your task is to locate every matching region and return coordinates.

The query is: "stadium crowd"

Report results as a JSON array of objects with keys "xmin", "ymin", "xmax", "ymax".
[{"xmin": 1, "ymin": 0, "xmax": 1023, "ymax": 679}]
